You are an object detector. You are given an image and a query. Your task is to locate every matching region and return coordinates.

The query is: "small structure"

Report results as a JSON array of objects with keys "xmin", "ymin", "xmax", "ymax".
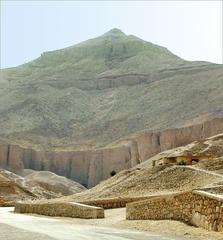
[{"xmin": 156, "ymin": 155, "xmax": 211, "ymax": 166}]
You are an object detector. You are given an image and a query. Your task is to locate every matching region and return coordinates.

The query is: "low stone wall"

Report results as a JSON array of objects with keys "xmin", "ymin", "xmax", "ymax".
[
  {"xmin": 80, "ymin": 196, "xmax": 152, "ymax": 209},
  {"xmin": 126, "ymin": 191, "xmax": 223, "ymax": 231},
  {"xmin": 14, "ymin": 201, "xmax": 104, "ymax": 219}
]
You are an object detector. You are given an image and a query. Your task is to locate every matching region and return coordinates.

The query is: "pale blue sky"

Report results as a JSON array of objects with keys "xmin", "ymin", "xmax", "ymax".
[{"xmin": 1, "ymin": 1, "xmax": 222, "ymax": 68}]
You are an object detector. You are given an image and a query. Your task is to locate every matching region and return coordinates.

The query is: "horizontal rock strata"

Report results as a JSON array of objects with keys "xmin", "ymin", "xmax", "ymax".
[{"xmin": 0, "ymin": 118, "xmax": 223, "ymax": 187}]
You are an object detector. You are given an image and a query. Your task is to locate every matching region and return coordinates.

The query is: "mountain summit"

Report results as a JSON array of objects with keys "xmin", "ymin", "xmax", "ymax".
[
  {"xmin": 31, "ymin": 28, "xmax": 182, "ymax": 80},
  {"xmin": 0, "ymin": 29, "xmax": 222, "ymax": 148},
  {"xmin": 103, "ymin": 28, "xmax": 125, "ymax": 36}
]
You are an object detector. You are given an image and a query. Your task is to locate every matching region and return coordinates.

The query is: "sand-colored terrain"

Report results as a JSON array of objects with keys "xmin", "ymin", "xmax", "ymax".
[
  {"xmin": 1, "ymin": 29, "xmax": 223, "ymax": 149},
  {"xmin": 59, "ymin": 134, "xmax": 223, "ymax": 203},
  {"xmin": 46, "ymin": 207, "xmax": 223, "ymax": 240},
  {"xmin": 0, "ymin": 169, "xmax": 86, "ymax": 206},
  {"xmin": 2, "ymin": 133, "xmax": 223, "ymax": 238}
]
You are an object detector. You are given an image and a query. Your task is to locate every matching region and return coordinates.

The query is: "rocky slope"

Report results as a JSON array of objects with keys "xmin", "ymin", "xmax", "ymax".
[
  {"xmin": 0, "ymin": 171, "xmax": 31, "ymax": 206},
  {"xmin": 24, "ymin": 170, "xmax": 86, "ymax": 196},
  {"xmin": 0, "ymin": 29, "xmax": 222, "ymax": 148},
  {"xmin": 0, "ymin": 169, "xmax": 86, "ymax": 206},
  {"xmin": 61, "ymin": 133, "xmax": 223, "ymax": 202},
  {"xmin": 0, "ymin": 118, "xmax": 222, "ymax": 187}
]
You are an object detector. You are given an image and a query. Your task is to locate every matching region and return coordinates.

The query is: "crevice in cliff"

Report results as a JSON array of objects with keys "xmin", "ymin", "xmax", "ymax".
[
  {"xmin": 23, "ymin": 148, "xmax": 32, "ymax": 169},
  {"xmin": 40, "ymin": 161, "xmax": 44, "ymax": 171},
  {"xmin": 201, "ymin": 123, "xmax": 205, "ymax": 139},
  {"xmin": 30, "ymin": 149, "xmax": 33, "ymax": 169},
  {"xmin": 6, "ymin": 145, "xmax": 10, "ymax": 167},
  {"xmin": 156, "ymin": 133, "xmax": 161, "ymax": 154},
  {"xmin": 157, "ymin": 133, "xmax": 161, "ymax": 146},
  {"xmin": 132, "ymin": 140, "xmax": 140, "ymax": 165},
  {"xmin": 67, "ymin": 158, "xmax": 72, "ymax": 179},
  {"xmin": 127, "ymin": 146, "xmax": 132, "ymax": 162},
  {"xmin": 101, "ymin": 150, "xmax": 104, "ymax": 180},
  {"xmin": 86, "ymin": 154, "xmax": 91, "ymax": 188}
]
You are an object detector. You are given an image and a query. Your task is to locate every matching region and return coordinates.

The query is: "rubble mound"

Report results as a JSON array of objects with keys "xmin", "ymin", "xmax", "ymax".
[
  {"xmin": 25, "ymin": 171, "xmax": 86, "ymax": 195},
  {"xmin": 0, "ymin": 169, "xmax": 86, "ymax": 206}
]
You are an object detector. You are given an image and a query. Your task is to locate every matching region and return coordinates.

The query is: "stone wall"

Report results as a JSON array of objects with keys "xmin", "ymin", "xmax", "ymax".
[
  {"xmin": 80, "ymin": 196, "xmax": 151, "ymax": 209},
  {"xmin": 126, "ymin": 191, "xmax": 223, "ymax": 231},
  {"xmin": 0, "ymin": 118, "xmax": 223, "ymax": 187},
  {"xmin": 14, "ymin": 201, "xmax": 104, "ymax": 219}
]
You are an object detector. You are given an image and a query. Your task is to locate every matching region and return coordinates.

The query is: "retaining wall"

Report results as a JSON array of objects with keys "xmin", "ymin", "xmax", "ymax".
[
  {"xmin": 14, "ymin": 201, "xmax": 104, "ymax": 219},
  {"xmin": 126, "ymin": 191, "xmax": 223, "ymax": 231},
  {"xmin": 80, "ymin": 196, "xmax": 152, "ymax": 209}
]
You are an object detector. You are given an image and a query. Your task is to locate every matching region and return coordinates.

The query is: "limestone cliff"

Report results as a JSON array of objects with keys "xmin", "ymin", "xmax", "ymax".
[{"xmin": 0, "ymin": 118, "xmax": 222, "ymax": 187}]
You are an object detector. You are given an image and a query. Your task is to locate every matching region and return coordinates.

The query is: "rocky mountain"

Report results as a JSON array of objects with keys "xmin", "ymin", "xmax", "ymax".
[{"xmin": 0, "ymin": 28, "xmax": 222, "ymax": 149}]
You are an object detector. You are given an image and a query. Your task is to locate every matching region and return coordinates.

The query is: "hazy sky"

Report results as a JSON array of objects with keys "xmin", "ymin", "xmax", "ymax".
[{"xmin": 1, "ymin": 1, "xmax": 222, "ymax": 68}]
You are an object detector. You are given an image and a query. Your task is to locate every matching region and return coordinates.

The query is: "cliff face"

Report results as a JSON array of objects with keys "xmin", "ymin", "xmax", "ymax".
[
  {"xmin": 0, "ymin": 118, "xmax": 222, "ymax": 187},
  {"xmin": 0, "ymin": 144, "xmax": 131, "ymax": 188}
]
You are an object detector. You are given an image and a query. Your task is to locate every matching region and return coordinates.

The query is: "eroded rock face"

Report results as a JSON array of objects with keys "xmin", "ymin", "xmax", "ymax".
[
  {"xmin": 8, "ymin": 145, "xmax": 25, "ymax": 172},
  {"xmin": 0, "ymin": 144, "xmax": 8, "ymax": 168},
  {"xmin": 0, "ymin": 118, "xmax": 222, "ymax": 187},
  {"xmin": 131, "ymin": 132, "xmax": 161, "ymax": 162}
]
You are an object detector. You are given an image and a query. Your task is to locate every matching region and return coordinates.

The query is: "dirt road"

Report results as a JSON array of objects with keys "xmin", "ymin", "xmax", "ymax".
[{"xmin": 0, "ymin": 207, "xmax": 179, "ymax": 240}]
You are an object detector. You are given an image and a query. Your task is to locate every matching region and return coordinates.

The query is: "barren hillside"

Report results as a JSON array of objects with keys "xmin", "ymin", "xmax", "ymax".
[
  {"xmin": 0, "ymin": 29, "xmax": 222, "ymax": 148},
  {"xmin": 0, "ymin": 169, "xmax": 86, "ymax": 205},
  {"xmin": 63, "ymin": 134, "xmax": 223, "ymax": 202}
]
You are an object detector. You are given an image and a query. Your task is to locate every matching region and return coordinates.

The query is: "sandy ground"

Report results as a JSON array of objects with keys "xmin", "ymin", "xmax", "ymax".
[
  {"xmin": 0, "ymin": 223, "xmax": 56, "ymax": 240},
  {"xmin": 119, "ymin": 218, "xmax": 223, "ymax": 240},
  {"xmin": 0, "ymin": 207, "xmax": 179, "ymax": 240},
  {"xmin": 60, "ymin": 208, "xmax": 223, "ymax": 240},
  {"xmin": 0, "ymin": 207, "xmax": 222, "ymax": 240}
]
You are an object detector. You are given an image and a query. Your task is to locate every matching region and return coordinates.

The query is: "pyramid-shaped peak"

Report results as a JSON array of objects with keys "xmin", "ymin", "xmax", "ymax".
[{"xmin": 103, "ymin": 28, "xmax": 126, "ymax": 37}]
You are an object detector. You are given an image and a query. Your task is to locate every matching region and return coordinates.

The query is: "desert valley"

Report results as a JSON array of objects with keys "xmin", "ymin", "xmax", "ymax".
[{"xmin": 0, "ymin": 28, "xmax": 223, "ymax": 240}]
